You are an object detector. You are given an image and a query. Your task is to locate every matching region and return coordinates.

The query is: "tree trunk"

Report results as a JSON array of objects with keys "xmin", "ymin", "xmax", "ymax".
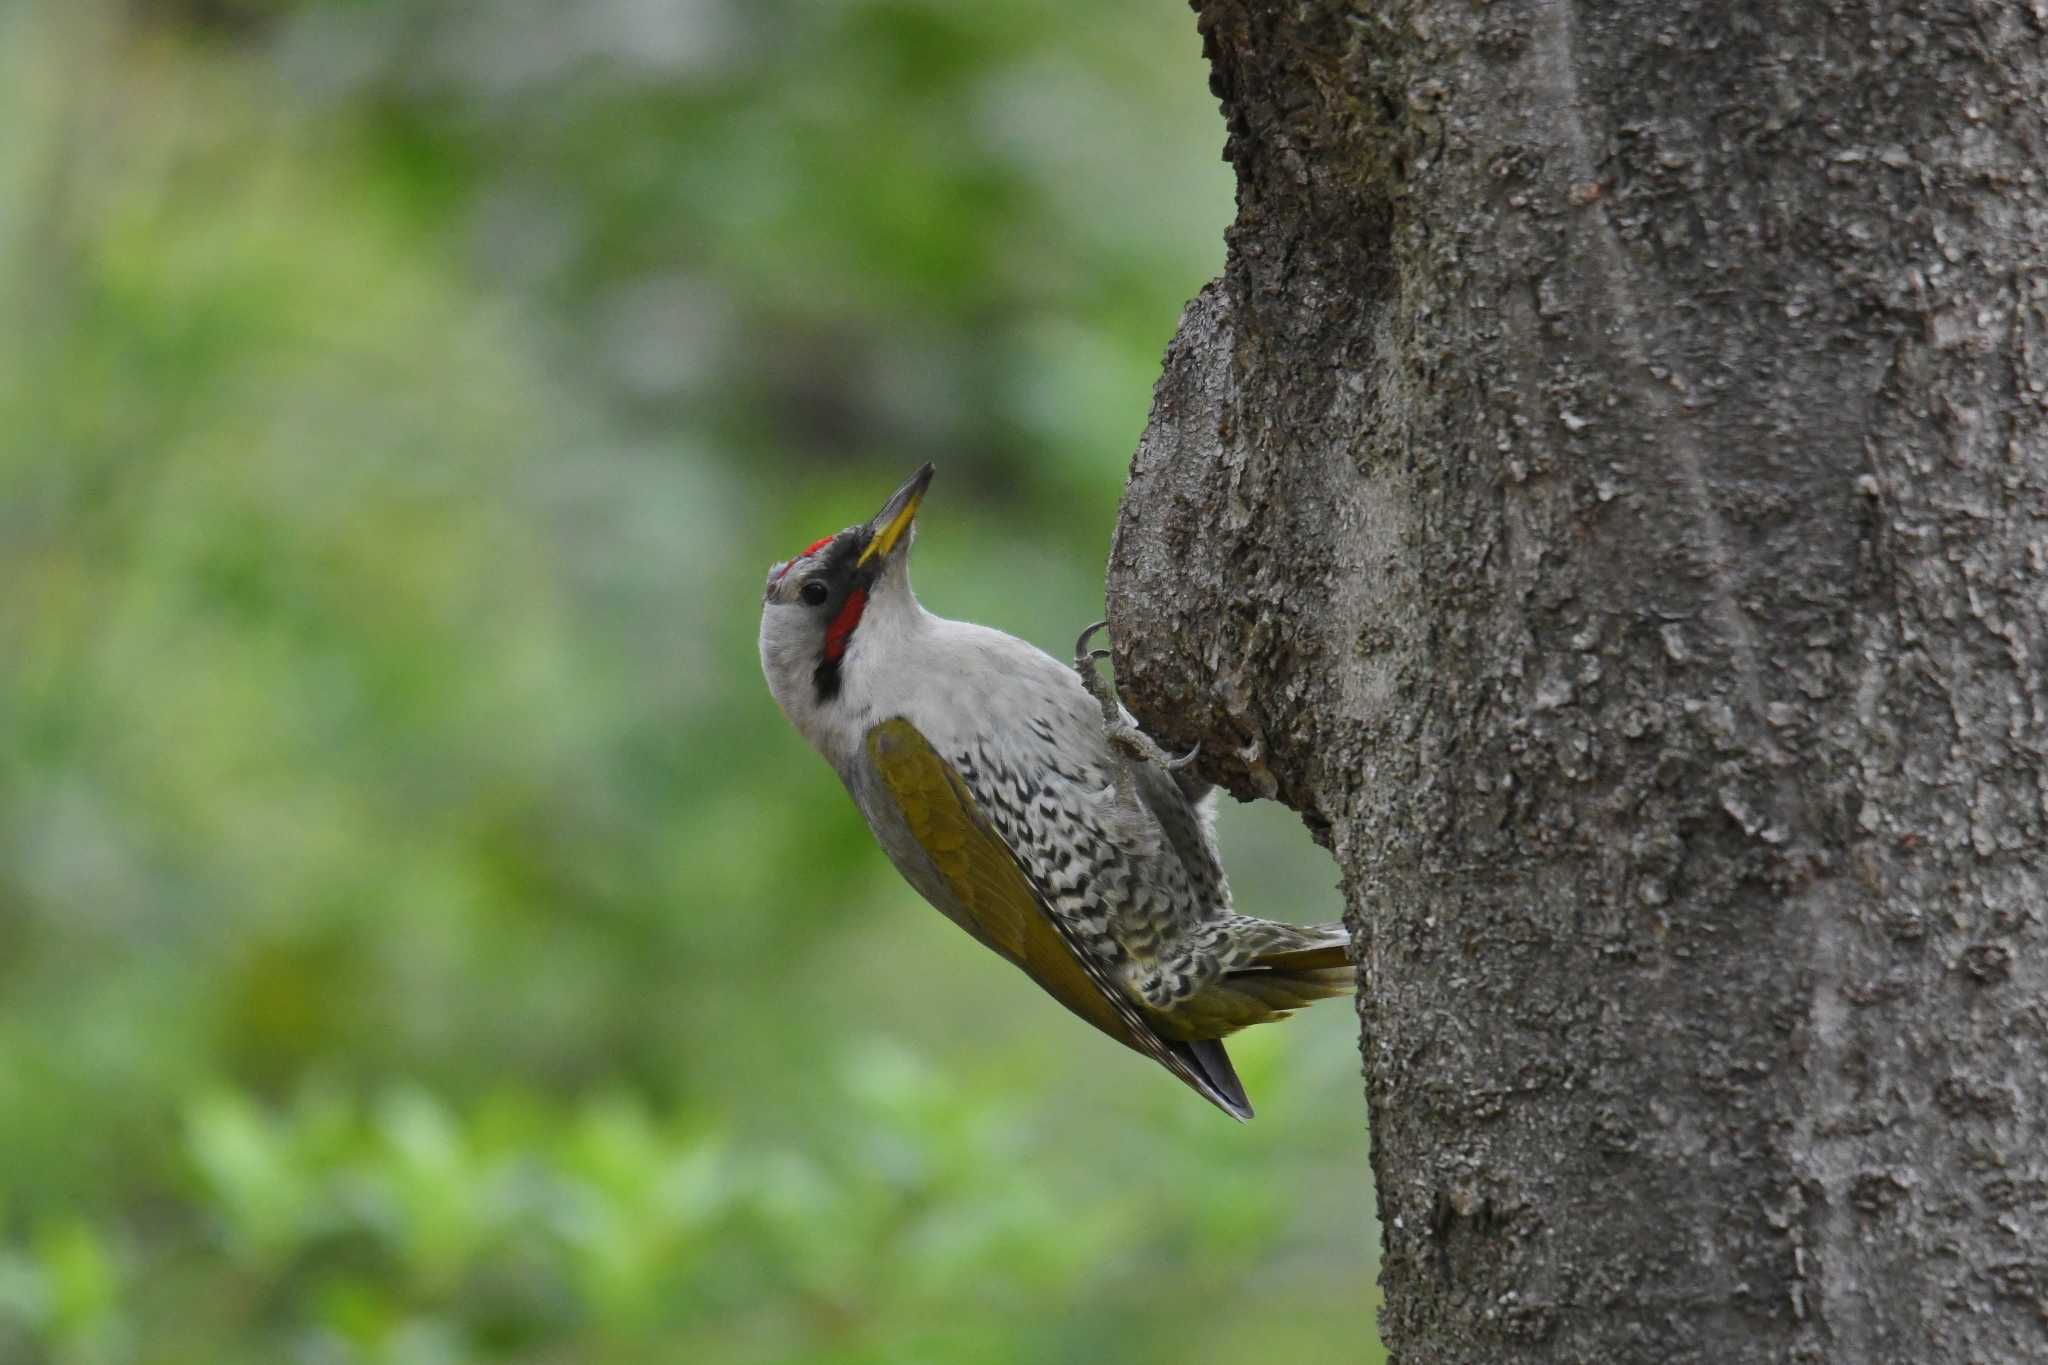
[{"xmin": 1107, "ymin": 2, "xmax": 2048, "ymax": 1360}]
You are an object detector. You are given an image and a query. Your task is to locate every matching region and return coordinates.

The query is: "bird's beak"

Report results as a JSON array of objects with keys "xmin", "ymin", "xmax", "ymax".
[{"xmin": 857, "ymin": 463, "xmax": 934, "ymax": 568}]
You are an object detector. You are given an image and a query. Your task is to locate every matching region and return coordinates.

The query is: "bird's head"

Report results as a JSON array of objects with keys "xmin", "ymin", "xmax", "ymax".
[{"xmin": 759, "ymin": 463, "xmax": 933, "ymax": 745}]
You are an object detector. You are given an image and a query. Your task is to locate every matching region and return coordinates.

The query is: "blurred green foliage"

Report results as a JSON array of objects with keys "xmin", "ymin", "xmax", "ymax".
[{"xmin": 0, "ymin": 1, "xmax": 1379, "ymax": 1360}]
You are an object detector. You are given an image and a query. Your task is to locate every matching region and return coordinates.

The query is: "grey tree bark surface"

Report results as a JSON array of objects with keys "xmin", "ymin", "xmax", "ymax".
[{"xmin": 1106, "ymin": 2, "xmax": 2048, "ymax": 1360}]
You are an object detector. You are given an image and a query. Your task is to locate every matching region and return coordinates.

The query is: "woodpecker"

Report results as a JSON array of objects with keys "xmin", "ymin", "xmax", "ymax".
[{"xmin": 758, "ymin": 464, "xmax": 1353, "ymax": 1119}]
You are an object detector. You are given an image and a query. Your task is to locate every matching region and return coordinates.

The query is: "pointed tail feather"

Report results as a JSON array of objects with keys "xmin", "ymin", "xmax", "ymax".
[
  {"xmin": 1244, "ymin": 918, "xmax": 1353, "ymax": 974},
  {"xmin": 1252, "ymin": 942, "xmax": 1352, "ymax": 973}
]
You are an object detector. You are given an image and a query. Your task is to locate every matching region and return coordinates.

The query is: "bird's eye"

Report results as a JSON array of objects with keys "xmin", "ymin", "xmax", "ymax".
[{"xmin": 799, "ymin": 579, "xmax": 829, "ymax": 607}]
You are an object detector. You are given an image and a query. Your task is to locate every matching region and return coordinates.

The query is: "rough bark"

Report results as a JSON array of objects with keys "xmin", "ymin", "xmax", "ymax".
[{"xmin": 1107, "ymin": 2, "xmax": 2048, "ymax": 1361}]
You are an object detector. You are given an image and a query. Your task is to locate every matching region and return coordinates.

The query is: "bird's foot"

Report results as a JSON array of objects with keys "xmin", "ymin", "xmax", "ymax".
[
  {"xmin": 1109, "ymin": 723, "xmax": 1201, "ymax": 772},
  {"xmin": 1073, "ymin": 620, "xmax": 1111, "ymax": 684},
  {"xmin": 1072, "ymin": 620, "xmax": 1201, "ymax": 772}
]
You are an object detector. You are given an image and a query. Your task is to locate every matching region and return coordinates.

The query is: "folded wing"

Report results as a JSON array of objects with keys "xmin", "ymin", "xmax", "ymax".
[{"xmin": 864, "ymin": 716, "xmax": 1253, "ymax": 1118}]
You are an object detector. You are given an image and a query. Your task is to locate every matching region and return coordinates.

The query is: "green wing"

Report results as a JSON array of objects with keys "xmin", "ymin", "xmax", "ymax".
[{"xmin": 863, "ymin": 717, "xmax": 1249, "ymax": 1118}]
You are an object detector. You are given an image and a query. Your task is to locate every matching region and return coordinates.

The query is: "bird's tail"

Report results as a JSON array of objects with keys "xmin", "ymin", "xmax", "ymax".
[
  {"xmin": 1163, "ymin": 919, "xmax": 1355, "ymax": 1041},
  {"xmin": 1243, "ymin": 918, "xmax": 1353, "ymax": 974}
]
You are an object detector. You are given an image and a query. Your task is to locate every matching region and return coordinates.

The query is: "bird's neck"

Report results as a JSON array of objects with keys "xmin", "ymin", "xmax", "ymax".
[{"xmin": 802, "ymin": 583, "xmax": 931, "ymax": 763}]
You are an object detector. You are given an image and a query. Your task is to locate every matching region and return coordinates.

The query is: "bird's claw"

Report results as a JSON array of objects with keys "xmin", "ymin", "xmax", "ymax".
[
  {"xmin": 1075, "ymin": 618, "xmax": 1204, "ymax": 775},
  {"xmin": 1073, "ymin": 620, "xmax": 1121, "ymax": 725},
  {"xmin": 1073, "ymin": 620, "xmax": 1109, "ymax": 670},
  {"xmin": 1105, "ymin": 720, "xmax": 1200, "ymax": 773}
]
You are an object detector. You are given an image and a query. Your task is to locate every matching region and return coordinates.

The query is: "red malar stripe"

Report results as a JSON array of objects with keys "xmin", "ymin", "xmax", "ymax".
[{"xmin": 823, "ymin": 588, "xmax": 868, "ymax": 662}]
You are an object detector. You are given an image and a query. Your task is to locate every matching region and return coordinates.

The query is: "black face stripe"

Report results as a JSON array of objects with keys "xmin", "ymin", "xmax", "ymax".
[{"xmin": 805, "ymin": 527, "xmax": 876, "ymax": 705}]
